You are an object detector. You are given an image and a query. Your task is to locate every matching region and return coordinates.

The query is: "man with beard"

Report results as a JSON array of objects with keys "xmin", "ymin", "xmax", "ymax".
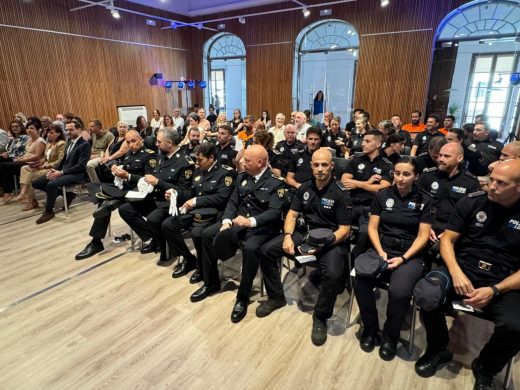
[
  {"xmin": 215, "ymin": 124, "xmax": 237, "ymax": 168},
  {"xmin": 271, "ymin": 124, "xmax": 304, "ymax": 177},
  {"xmin": 411, "ymin": 114, "xmax": 444, "ymax": 157},
  {"xmin": 286, "ymin": 126, "xmax": 322, "ymax": 190},
  {"xmin": 402, "ymin": 110, "xmax": 426, "ymax": 138},
  {"xmin": 464, "ymin": 123, "xmax": 503, "ymax": 176},
  {"xmin": 181, "ymin": 127, "xmax": 201, "ymax": 159},
  {"xmin": 415, "ymin": 137, "xmax": 448, "ymax": 174}
]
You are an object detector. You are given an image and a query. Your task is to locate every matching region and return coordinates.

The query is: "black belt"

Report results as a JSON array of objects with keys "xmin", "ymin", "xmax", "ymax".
[
  {"xmin": 460, "ymin": 257, "xmax": 515, "ymax": 279},
  {"xmin": 380, "ymin": 235, "xmax": 414, "ymax": 251}
]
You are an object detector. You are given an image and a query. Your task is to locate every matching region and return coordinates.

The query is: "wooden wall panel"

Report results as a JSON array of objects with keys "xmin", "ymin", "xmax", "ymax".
[
  {"xmin": 0, "ymin": 0, "xmax": 192, "ymax": 130},
  {"xmin": 189, "ymin": 0, "xmax": 469, "ymax": 124}
]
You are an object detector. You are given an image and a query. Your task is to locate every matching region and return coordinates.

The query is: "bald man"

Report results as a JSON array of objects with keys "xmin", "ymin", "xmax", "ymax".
[
  {"xmin": 488, "ymin": 141, "xmax": 520, "ymax": 174},
  {"xmin": 416, "ymin": 159, "xmax": 520, "ymax": 389},
  {"xmin": 257, "ymin": 148, "xmax": 351, "ymax": 345},
  {"xmin": 193, "ymin": 145, "xmax": 286, "ymax": 313},
  {"xmin": 417, "ymin": 142, "xmax": 480, "ymax": 247}
]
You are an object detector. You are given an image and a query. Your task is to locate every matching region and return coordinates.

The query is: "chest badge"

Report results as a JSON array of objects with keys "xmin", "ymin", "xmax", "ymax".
[
  {"xmin": 225, "ymin": 176, "xmax": 233, "ymax": 187},
  {"xmin": 431, "ymin": 182, "xmax": 439, "ymax": 190},
  {"xmin": 303, "ymin": 191, "xmax": 309, "ymax": 201},
  {"xmin": 298, "ymin": 158, "xmax": 303, "ymax": 165},
  {"xmin": 194, "ymin": 176, "xmax": 201, "ymax": 181},
  {"xmin": 149, "ymin": 159, "xmax": 156, "ymax": 168},
  {"xmin": 280, "ymin": 147, "xmax": 284, "ymax": 152},
  {"xmin": 385, "ymin": 198, "xmax": 394, "ymax": 208},
  {"xmin": 185, "ymin": 170, "xmax": 193, "ymax": 179},
  {"xmin": 476, "ymin": 211, "xmax": 487, "ymax": 223},
  {"xmin": 358, "ymin": 163, "xmax": 365, "ymax": 170},
  {"xmin": 242, "ymin": 180, "xmax": 247, "ymax": 187}
]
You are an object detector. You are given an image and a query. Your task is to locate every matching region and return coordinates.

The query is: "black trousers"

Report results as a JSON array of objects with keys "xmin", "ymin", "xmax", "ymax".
[
  {"xmin": 0, "ymin": 161, "xmax": 25, "ymax": 193},
  {"xmin": 118, "ymin": 199, "xmax": 159, "ymax": 243},
  {"xmin": 354, "ymin": 252, "xmax": 425, "ymax": 340},
  {"xmin": 161, "ymin": 215, "xmax": 201, "ymax": 264},
  {"xmin": 260, "ymin": 232, "xmax": 349, "ymax": 321},
  {"xmin": 32, "ymin": 173, "xmax": 84, "ymax": 212},
  {"xmin": 350, "ymin": 205, "xmax": 370, "ymax": 262},
  {"xmin": 421, "ymin": 268, "xmax": 520, "ymax": 374},
  {"xmin": 200, "ymin": 222, "xmax": 224, "ymax": 287}
]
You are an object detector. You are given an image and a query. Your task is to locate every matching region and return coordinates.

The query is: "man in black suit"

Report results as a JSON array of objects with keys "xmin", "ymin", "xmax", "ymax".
[{"xmin": 33, "ymin": 120, "xmax": 91, "ymax": 224}]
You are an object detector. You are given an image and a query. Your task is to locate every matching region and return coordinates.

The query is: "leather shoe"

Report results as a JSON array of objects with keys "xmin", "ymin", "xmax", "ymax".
[
  {"xmin": 311, "ymin": 315, "xmax": 328, "ymax": 346},
  {"xmin": 415, "ymin": 349, "xmax": 453, "ymax": 378},
  {"xmin": 140, "ymin": 240, "xmax": 158, "ymax": 254},
  {"xmin": 93, "ymin": 199, "xmax": 121, "ymax": 219},
  {"xmin": 256, "ymin": 297, "xmax": 287, "ymax": 318},
  {"xmin": 230, "ymin": 299, "xmax": 249, "ymax": 323},
  {"xmin": 172, "ymin": 256, "xmax": 197, "ymax": 278},
  {"xmin": 189, "ymin": 270, "xmax": 202, "ymax": 284},
  {"xmin": 379, "ymin": 338, "xmax": 397, "ymax": 361},
  {"xmin": 472, "ymin": 358, "xmax": 496, "ymax": 390},
  {"xmin": 190, "ymin": 284, "xmax": 220, "ymax": 303},
  {"xmin": 75, "ymin": 242, "xmax": 104, "ymax": 260},
  {"xmin": 36, "ymin": 210, "xmax": 55, "ymax": 224},
  {"xmin": 360, "ymin": 333, "xmax": 380, "ymax": 353}
]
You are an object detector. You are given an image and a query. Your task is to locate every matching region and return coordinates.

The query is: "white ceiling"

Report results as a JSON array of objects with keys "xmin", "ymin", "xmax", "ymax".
[{"xmin": 124, "ymin": 0, "xmax": 287, "ymax": 17}]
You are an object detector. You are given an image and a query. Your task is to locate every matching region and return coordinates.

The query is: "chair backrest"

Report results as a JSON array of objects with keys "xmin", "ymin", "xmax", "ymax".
[{"xmin": 332, "ymin": 157, "xmax": 351, "ymax": 179}]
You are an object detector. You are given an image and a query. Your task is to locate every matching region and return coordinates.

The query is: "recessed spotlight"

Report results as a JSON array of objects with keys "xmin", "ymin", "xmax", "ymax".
[
  {"xmin": 381, "ymin": 0, "xmax": 390, "ymax": 7},
  {"xmin": 303, "ymin": 7, "xmax": 310, "ymax": 17},
  {"xmin": 217, "ymin": 23, "xmax": 226, "ymax": 30}
]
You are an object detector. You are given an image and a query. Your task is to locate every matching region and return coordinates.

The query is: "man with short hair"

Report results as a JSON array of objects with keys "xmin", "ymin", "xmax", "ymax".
[
  {"xmin": 206, "ymin": 106, "xmax": 217, "ymax": 125},
  {"xmin": 321, "ymin": 111, "xmax": 334, "ymax": 132},
  {"xmin": 411, "ymin": 114, "xmax": 444, "ymax": 157},
  {"xmin": 295, "ymin": 111, "xmax": 311, "ymax": 142},
  {"xmin": 286, "ymin": 126, "xmax": 322, "ymax": 189},
  {"xmin": 172, "ymin": 108, "xmax": 185, "ymax": 131},
  {"xmin": 40, "ymin": 116, "xmax": 52, "ymax": 140},
  {"xmin": 271, "ymin": 123, "xmax": 304, "ymax": 177},
  {"xmin": 86, "ymin": 119, "xmax": 115, "ymax": 182},
  {"xmin": 415, "ymin": 160, "xmax": 520, "ymax": 390},
  {"xmin": 402, "ymin": 110, "xmax": 426, "ymax": 138},
  {"xmin": 391, "ymin": 114, "xmax": 412, "ymax": 149},
  {"xmin": 33, "ymin": 120, "xmax": 91, "ymax": 224},
  {"xmin": 75, "ymin": 130, "xmax": 157, "ymax": 260},
  {"xmin": 445, "ymin": 128, "xmax": 465, "ymax": 144},
  {"xmin": 258, "ymin": 148, "xmax": 351, "ymax": 346},
  {"xmin": 416, "ymin": 137, "xmax": 448, "ymax": 174},
  {"xmin": 439, "ymin": 115, "xmax": 455, "ymax": 135},
  {"xmin": 195, "ymin": 146, "xmax": 285, "ymax": 321},
  {"xmin": 215, "ymin": 124, "xmax": 237, "ymax": 167},
  {"xmin": 269, "ymin": 113, "xmax": 286, "ymax": 144},
  {"xmin": 180, "ymin": 127, "xmax": 201, "ymax": 159},
  {"xmin": 55, "ymin": 113, "xmax": 65, "ymax": 122},
  {"xmin": 237, "ymin": 115, "xmax": 254, "ymax": 144},
  {"xmin": 464, "ymin": 123, "xmax": 503, "ymax": 176}
]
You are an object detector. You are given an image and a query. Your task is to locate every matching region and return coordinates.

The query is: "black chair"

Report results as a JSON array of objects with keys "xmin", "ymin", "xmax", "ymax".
[{"xmin": 332, "ymin": 157, "xmax": 352, "ymax": 180}]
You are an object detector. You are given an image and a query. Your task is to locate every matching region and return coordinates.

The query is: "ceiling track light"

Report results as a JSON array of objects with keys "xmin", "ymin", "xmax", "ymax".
[
  {"xmin": 303, "ymin": 7, "xmax": 310, "ymax": 17},
  {"xmin": 109, "ymin": 0, "xmax": 120, "ymax": 19},
  {"xmin": 381, "ymin": 0, "xmax": 390, "ymax": 7},
  {"xmin": 238, "ymin": 16, "xmax": 246, "ymax": 24}
]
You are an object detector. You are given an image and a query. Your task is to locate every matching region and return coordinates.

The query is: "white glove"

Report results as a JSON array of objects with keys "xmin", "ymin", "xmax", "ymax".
[
  {"xmin": 167, "ymin": 189, "xmax": 178, "ymax": 216},
  {"xmin": 114, "ymin": 176, "xmax": 124, "ymax": 189},
  {"xmin": 137, "ymin": 178, "xmax": 153, "ymax": 194}
]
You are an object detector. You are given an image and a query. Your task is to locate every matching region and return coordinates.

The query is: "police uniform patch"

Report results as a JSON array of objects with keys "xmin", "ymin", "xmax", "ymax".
[
  {"xmin": 194, "ymin": 175, "xmax": 201, "ymax": 182},
  {"xmin": 298, "ymin": 158, "xmax": 303, "ymax": 165},
  {"xmin": 278, "ymin": 189, "xmax": 285, "ymax": 198},
  {"xmin": 149, "ymin": 159, "xmax": 156, "ymax": 168},
  {"xmin": 242, "ymin": 180, "xmax": 247, "ymax": 187},
  {"xmin": 303, "ymin": 191, "xmax": 309, "ymax": 201},
  {"xmin": 185, "ymin": 170, "xmax": 193, "ymax": 179},
  {"xmin": 280, "ymin": 147, "xmax": 284, "ymax": 152},
  {"xmin": 225, "ymin": 176, "xmax": 233, "ymax": 186},
  {"xmin": 431, "ymin": 182, "xmax": 439, "ymax": 190},
  {"xmin": 422, "ymin": 136, "xmax": 427, "ymax": 141},
  {"xmin": 358, "ymin": 163, "xmax": 365, "ymax": 170},
  {"xmin": 385, "ymin": 198, "xmax": 394, "ymax": 208},
  {"xmin": 476, "ymin": 211, "xmax": 487, "ymax": 223}
]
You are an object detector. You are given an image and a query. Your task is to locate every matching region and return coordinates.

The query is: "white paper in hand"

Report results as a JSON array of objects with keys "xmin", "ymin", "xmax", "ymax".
[{"xmin": 168, "ymin": 189, "xmax": 178, "ymax": 216}]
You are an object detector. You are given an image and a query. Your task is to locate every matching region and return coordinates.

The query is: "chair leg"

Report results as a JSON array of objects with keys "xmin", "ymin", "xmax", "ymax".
[
  {"xmin": 13, "ymin": 176, "xmax": 19, "ymax": 196},
  {"xmin": 504, "ymin": 355, "xmax": 515, "ymax": 389},
  {"xmin": 260, "ymin": 270, "xmax": 265, "ymax": 297},
  {"xmin": 408, "ymin": 297, "xmax": 417, "ymax": 355},
  {"xmin": 62, "ymin": 187, "xmax": 68, "ymax": 216},
  {"xmin": 130, "ymin": 229, "xmax": 135, "ymax": 251},
  {"xmin": 107, "ymin": 221, "xmax": 112, "ymax": 238}
]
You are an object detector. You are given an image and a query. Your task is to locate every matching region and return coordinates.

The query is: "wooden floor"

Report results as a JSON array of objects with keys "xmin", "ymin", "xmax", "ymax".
[{"xmin": 0, "ymin": 197, "xmax": 518, "ymax": 389}]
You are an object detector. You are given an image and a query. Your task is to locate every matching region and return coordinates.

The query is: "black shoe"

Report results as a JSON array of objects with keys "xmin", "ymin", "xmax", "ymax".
[
  {"xmin": 415, "ymin": 349, "xmax": 453, "ymax": 378},
  {"xmin": 140, "ymin": 240, "xmax": 158, "ymax": 254},
  {"xmin": 256, "ymin": 297, "xmax": 287, "ymax": 318},
  {"xmin": 189, "ymin": 270, "xmax": 202, "ymax": 284},
  {"xmin": 360, "ymin": 333, "xmax": 380, "ymax": 353},
  {"xmin": 190, "ymin": 284, "xmax": 220, "ymax": 303},
  {"xmin": 172, "ymin": 256, "xmax": 197, "ymax": 278},
  {"xmin": 379, "ymin": 338, "xmax": 398, "ymax": 361},
  {"xmin": 472, "ymin": 358, "xmax": 496, "ymax": 390},
  {"xmin": 62, "ymin": 192, "xmax": 77, "ymax": 210},
  {"xmin": 93, "ymin": 199, "xmax": 121, "ymax": 219},
  {"xmin": 311, "ymin": 315, "xmax": 328, "ymax": 346},
  {"xmin": 231, "ymin": 299, "xmax": 249, "ymax": 323},
  {"xmin": 75, "ymin": 241, "xmax": 104, "ymax": 260},
  {"xmin": 36, "ymin": 210, "xmax": 55, "ymax": 224}
]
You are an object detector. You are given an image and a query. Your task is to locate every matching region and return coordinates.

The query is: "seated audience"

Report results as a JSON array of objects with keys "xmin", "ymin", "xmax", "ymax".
[
  {"xmin": 150, "ymin": 109, "xmax": 163, "ymax": 132},
  {"xmin": 85, "ymin": 120, "xmax": 115, "ymax": 183},
  {"xmin": 269, "ymin": 113, "xmax": 286, "ymax": 144}
]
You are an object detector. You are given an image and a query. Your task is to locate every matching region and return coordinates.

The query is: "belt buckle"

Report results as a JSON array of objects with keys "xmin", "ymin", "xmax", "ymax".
[{"xmin": 478, "ymin": 260, "xmax": 492, "ymax": 271}]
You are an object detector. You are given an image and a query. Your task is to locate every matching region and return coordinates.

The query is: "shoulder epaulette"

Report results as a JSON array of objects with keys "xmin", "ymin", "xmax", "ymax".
[
  {"xmin": 272, "ymin": 174, "xmax": 285, "ymax": 181},
  {"xmin": 335, "ymin": 181, "xmax": 347, "ymax": 191},
  {"xmin": 418, "ymin": 152, "xmax": 428, "ymax": 157},
  {"xmin": 464, "ymin": 170, "xmax": 476, "ymax": 178},
  {"xmin": 423, "ymin": 167, "xmax": 438, "ymax": 173},
  {"xmin": 353, "ymin": 152, "xmax": 364, "ymax": 158},
  {"xmin": 381, "ymin": 157, "xmax": 392, "ymax": 165},
  {"xmin": 185, "ymin": 156, "xmax": 195, "ymax": 165},
  {"xmin": 468, "ymin": 190, "xmax": 486, "ymax": 198},
  {"xmin": 222, "ymin": 165, "xmax": 234, "ymax": 171}
]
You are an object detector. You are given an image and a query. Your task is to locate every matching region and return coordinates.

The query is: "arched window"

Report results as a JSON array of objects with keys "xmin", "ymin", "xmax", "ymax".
[
  {"xmin": 427, "ymin": 0, "xmax": 520, "ymax": 140},
  {"xmin": 292, "ymin": 19, "xmax": 359, "ymax": 122},
  {"xmin": 203, "ymin": 33, "xmax": 246, "ymax": 118}
]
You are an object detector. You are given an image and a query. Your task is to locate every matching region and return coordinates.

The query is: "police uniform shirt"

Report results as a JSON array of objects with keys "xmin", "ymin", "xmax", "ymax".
[
  {"xmin": 271, "ymin": 139, "xmax": 304, "ymax": 175},
  {"xmin": 446, "ymin": 191, "xmax": 520, "ymax": 282},
  {"xmin": 381, "ymin": 149, "xmax": 401, "ymax": 166},
  {"xmin": 413, "ymin": 129, "xmax": 444, "ymax": 155},
  {"xmin": 191, "ymin": 164, "xmax": 235, "ymax": 209},
  {"xmin": 344, "ymin": 154, "xmax": 394, "ymax": 205},
  {"xmin": 371, "ymin": 185, "xmax": 433, "ymax": 242},
  {"xmin": 417, "ymin": 167, "xmax": 480, "ymax": 231},
  {"xmin": 415, "ymin": 152, "xmax": 436, "ymax": 173},
  {"xmin": 122, "ymin": 147, "xmax": 157, "ymax": 176},
  {"xmin": 347, "ymin": 133, "xmax": 364, "ymax": 154},
  {"xmin": 216, "ymin": 142, "xmax": 237, "ymax": 168},
  {"xmin": 180, "ymin": 144, "xmax": 198, "ymax": 160},
  {"xmin": 464, "ymin": 138, "xmax": 503, "ymax": 176},
  {"xmin": 288, "ymin": 148, "xmax": 314, "ymax": 184},
  {"xmin": 321, "ymin": 130, "xmax": 347, "ymax": 157},
  {"xmin": 222, "ymin": 169, "xmax": 285, "ymax": 228},
  {"xmin": 291, "ymin": 178, "xmax": 352, "ymax": 230}
]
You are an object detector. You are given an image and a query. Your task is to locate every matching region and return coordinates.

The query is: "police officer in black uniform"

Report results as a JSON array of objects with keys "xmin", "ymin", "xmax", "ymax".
[
  {"xmin": 286, "ymin": 126, "xmax": 322, "ymax": 190},
  {"xmin": 215, "ymin": 124, "xmax": 237, "ymax": 167},
  {"xmin": 161, "ymin": 143, "xmax": 235, "ymax": 278},
  {"xmin": 257, "ymin": 148, "xmax": 352, "ymax": 346},
  {"xmin": 355, "ymin": 157, "xmax": 433, "ymax": 359},
  {"xmin": 118, "ymin": 128, "xmax": 194, "ymax": 260},
  {"xmin": 415, "ymin": 137, "xmax": 448, "ymax": 174},
  {"xmin": 75, "ymin": 130, "xmax": 157, "ymax": 260},
  {"xmin": 271, "ymin": 123, "xmax": 304, "ymax": 177},
  {"xmin": 341, "ymin": 130, "xmax": 393, "ymax": 259},
  {"xmin": 193, "ymin": 145, "xmax": 285, "ymax": 317},
  {"xmin": 321, "ymin": 116, "xmax": 347, "ymax": 157},
  {"xmin": 415, "ymin": 159, "xmax": 520, "ymax": 390},
  {"xmin": 180, "ymin": 127, "xmax": 200, "ymax": 160},
  {"xmin": 411, "ymin": 114, "xmax": 444, "ymax": 157},
  {"xmin": 464, "ymin": 122, "xmax": 503, "ymax": 176},
  {"xmin": 417, "ymin": 142, "xmax": 480, "ymax": 256},
  {"xmin": 381, "ymin": 133, "xmax": 405, "ymax": 165}
]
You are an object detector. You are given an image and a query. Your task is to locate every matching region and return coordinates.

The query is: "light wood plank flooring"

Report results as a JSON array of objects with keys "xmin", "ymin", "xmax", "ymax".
[{"xmin": 0, "ymin": 198, "xmax": 517, "ymax": 389}]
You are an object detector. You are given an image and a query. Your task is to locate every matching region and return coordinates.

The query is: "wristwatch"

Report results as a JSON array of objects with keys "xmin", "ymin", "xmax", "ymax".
[{"xmin": 490, "ymin": 285, "xmax": 500, "ymax": 297}]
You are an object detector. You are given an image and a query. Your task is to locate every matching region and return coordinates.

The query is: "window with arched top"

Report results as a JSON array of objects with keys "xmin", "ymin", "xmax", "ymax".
[
  {"xmin": 203, "ymin": 33, "xmax": 247, "ymax": 118},
  {"xmin": 427, "ymin": 0, "xmax": 520, "ymax": 140},
  {"xmin": 292, "ymin": 20, "xmax": 359, "ymax": 123}
]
